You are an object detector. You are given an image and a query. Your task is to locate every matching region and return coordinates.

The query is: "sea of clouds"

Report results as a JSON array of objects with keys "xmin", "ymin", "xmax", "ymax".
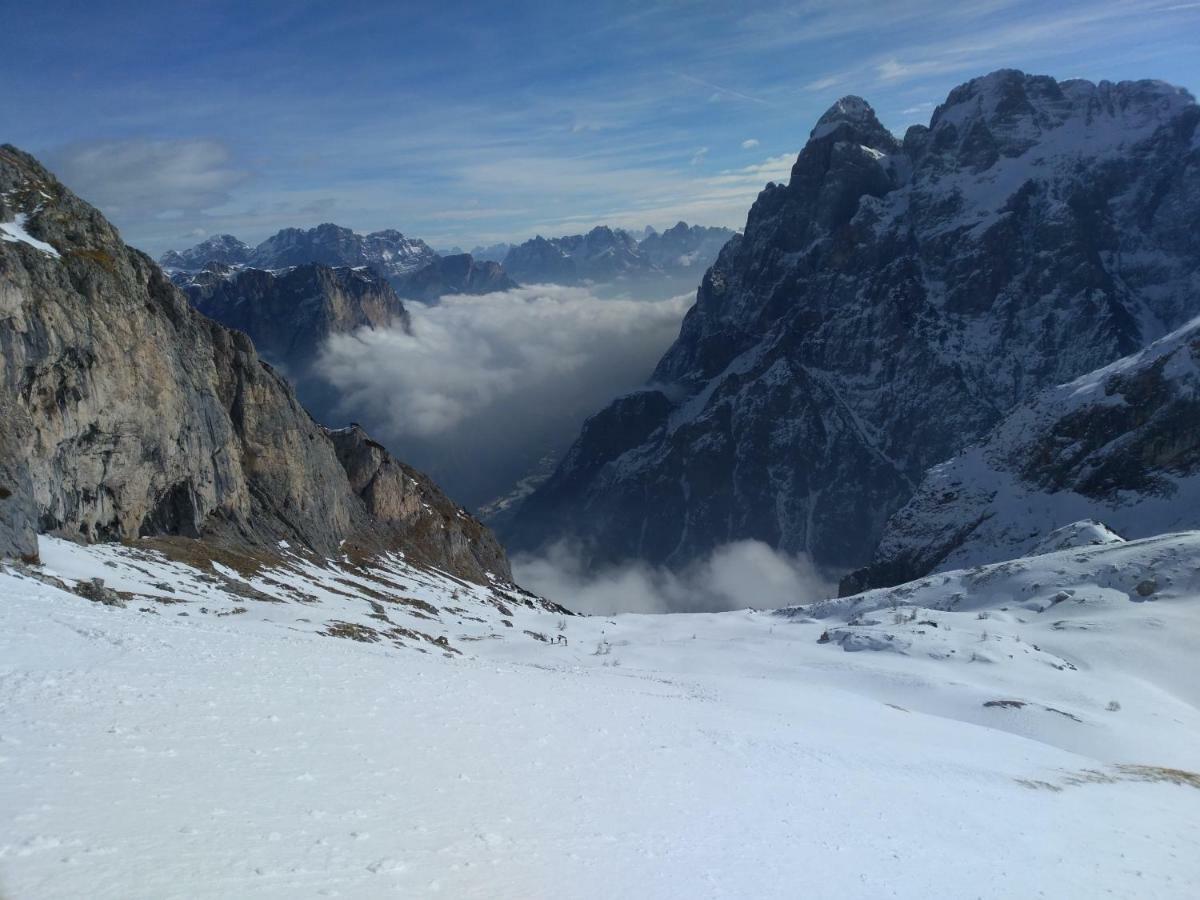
[{"xmin": 316, "ymin": 283, "xmax": 692, "ymax": 507}]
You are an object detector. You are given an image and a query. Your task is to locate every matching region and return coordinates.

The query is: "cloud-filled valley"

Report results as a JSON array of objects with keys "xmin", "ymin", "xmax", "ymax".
[{"xmin": 315, "ymin": 283, "xmax": 693, "ymax": 508}]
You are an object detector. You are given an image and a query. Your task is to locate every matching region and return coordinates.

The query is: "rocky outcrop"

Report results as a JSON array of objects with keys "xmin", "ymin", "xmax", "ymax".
[
  {"xmin": 507, "ymin": 70, "xmax": 1200, "ymax": 573},
  {"xmin": 0, "ymin": 144, "xmax": 509, "ymax": 583},
  {"xmin": 328, "ymin": 425, "xmax": 511, "ymax": 579},
  {"xmin": 843, "ymin": 317, "xmax": 1200, "ymax": 592},
  {"xmin": 176, "ymin": 263, "xmax": 409, "ymax": 367},
  {"xmin": 391, "ymin": 253, "xmax": 517, "ymax": 302},
  {"xmin": 0, "ymin": 396, "xmax": 38, "ymax": 561}
]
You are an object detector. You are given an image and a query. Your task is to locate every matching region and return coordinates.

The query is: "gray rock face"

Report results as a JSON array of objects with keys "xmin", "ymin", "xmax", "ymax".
[
  {"xmin": 0, "ymin": 396, "xmax": 38, "ymax": 561},
  {"xmin": 159, "ymin": 234, "xmax": 251, "ymax": 271},
  {"xmin": 0, "ymin": 144, "xmax": 510, "ymax": 583},
  {"xmin": 845, "ymin": 317, "xmax": 1200, "ymax": 592},
  {"xmin": 327, "ymin": 425, "xmax": 511, "ymax": 579},
  {"xmin": 391, "ymin": 253, "xmax": 517, "ymax": 302},
  {"xmin": 175, "ymin": 263, "xmax": 410, "ymax": 367},
  {"xmin": 506, "ymin": 70, "xmax": 1200, "ymax": 573}
]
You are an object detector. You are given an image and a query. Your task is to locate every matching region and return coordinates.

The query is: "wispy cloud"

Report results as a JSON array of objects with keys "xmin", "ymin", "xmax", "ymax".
[
  {"xmin": 741, "ymin": 138, "xmax": 760, "ymax": 149},
  {"xmin": 46, "ymin": 139, "xmax": 248, "ymax": 223},
  {"xmin": 7, "ymin": 0, "xmax": 1196, "ymax": 252}
]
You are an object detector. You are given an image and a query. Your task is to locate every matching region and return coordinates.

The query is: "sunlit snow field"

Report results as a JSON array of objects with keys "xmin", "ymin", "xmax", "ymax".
[{"xmin": 2, "ymin": 534, "xmax": 1198, "ymax": 899}]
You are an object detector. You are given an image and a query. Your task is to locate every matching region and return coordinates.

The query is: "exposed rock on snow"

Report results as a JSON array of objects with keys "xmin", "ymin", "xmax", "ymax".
[
  {"xmin": 2, "ymin": 528, "xmax": 1199, "ymax": 898},
  {"xmin": 1031, "ymin": 520, "xmax": 1125, "ymax": 556},
  {"xmin": 850, "ymin": 316, "xmax": 1200, "ymax": 590}
]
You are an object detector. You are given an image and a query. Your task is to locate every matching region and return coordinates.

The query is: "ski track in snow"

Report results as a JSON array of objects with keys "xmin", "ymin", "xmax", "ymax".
[{"xmin": 1, "ymin": 534, "xmax": 1199, "ymax": 899}]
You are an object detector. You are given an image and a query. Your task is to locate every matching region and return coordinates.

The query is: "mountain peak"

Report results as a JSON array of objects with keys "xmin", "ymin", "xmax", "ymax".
[{"xmin": 810, "ymin": 95, "xmax": 880, "ymax": 139}]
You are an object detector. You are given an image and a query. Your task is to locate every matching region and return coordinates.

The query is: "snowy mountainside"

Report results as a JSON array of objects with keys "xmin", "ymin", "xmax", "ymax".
[
  {"xmin": 21, "ymin": 534, "xmax": 564, "ymax": 655},
  {"xmin": 850, "ymin": 315, "xmax": 1200, "ymax": 590},
  {"xmin": 158, "ymin": 234, "xmax": 251, "ymax": 271},
  {"xmin": 508, "ymin": 70, "xmax": 1200, "ymax": 572},
  {"xmin": 2, "ymin": 530, "xmax": 1199, "ymax": 898}
]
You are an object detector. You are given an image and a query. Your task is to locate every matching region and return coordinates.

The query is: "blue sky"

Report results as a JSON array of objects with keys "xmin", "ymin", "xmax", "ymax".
[{"xmin": 3, "ymin": 0, "xmax": 1198, "ymax": 254}]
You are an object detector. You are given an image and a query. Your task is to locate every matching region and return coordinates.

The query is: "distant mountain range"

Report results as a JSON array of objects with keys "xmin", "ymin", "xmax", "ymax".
[
  {"xmin": 505, "ymin": 70, "xmax": 1200, "ymax": 577},
  {"xmin": 160, "ymin": 224, "xmax": 437, "ymax": 285},
  {"xmin": 501, "ymin": 222, "xmax": 734, "ymax": 285},
  {"xmin": 161, "ymin": 220, "xmax": 735, "ymax": 301}
]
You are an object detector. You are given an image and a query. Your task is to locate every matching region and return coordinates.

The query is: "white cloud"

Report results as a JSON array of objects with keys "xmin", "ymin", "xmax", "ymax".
[
  {"xmin": 690, "ymin": 147, "xmax": 709, "ymax": 166},
  {"xmin": 513, "ymin": 540, "xmax": 834, "ymax": 615},
  {"xmin": 741, "ymin": 138, "xmax": 760, "ymax": 149},
  {"xmin": 314, "ymin": 284, "xmax": 692, "ymax": 505},
  {"xmin": 805, "ymin": 74, "xmax": 846, "ymax": 92},
  {"xmin": 48, "ymin": 138, "xmax": 248, "ymax": 221}
]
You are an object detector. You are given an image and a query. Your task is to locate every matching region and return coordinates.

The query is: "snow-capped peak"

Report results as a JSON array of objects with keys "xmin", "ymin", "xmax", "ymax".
[{"xmin": 810, "ymin": 95, "xmax": 879, "ymax": 140}]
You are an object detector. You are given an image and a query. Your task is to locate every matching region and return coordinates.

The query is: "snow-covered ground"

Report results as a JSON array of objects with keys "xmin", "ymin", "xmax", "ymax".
[{"xmin": 2, "ymin": 532, "xmax": 1198, "ymax": 899}]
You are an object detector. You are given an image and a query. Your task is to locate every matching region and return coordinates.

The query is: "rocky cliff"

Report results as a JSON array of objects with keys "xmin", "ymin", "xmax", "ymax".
[
  {"xmin": 0, "ymin": 144, "xmax": 510, "ymax": 582},
  {"xmin": 506, "ymin": 70, "xmax": 1200, "ymax": 572},
  {"xmin": 176, "ymin": 262, "xmax": 410, "ymax": 367},
  {"xmin": 842, "ymin": 316, "xmax": 1200, "ymax": 592}
]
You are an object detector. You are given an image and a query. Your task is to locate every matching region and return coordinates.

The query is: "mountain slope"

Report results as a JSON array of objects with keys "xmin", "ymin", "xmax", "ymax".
[
  {"xmin": 0, "ymin": 144, "xmax": 507, "ymax": 583},
  {"xmin": 844, "ymin": 315, "xmax": 1200, "ymax": 591},
  {"xmin": 507, "ymin": 70, "xmax": 1200, "ymax": 572},
  {"xmin": 2, "ymin": 527, "xmax": 1198, "ymax": 898}
]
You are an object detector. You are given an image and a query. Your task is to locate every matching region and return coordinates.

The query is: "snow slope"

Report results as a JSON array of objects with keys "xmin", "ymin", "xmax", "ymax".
[
  {"xmin": 862, "ymin": 316, "xmax": 1200, "ymax": 586},
  {"xmin": 2, "ymin": 533, "xmax": 1199, "ymax": 899}
]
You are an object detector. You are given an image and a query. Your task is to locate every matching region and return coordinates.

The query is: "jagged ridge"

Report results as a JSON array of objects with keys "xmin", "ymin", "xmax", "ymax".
[{"xmin": 507, "ymin": 70, "xmax": 1200, "ymax": 573}]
